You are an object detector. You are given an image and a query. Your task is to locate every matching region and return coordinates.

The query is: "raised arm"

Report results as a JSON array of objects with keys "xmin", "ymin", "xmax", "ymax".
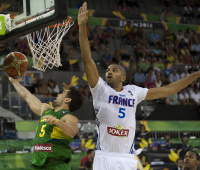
[
  {"xmin": 9, "ymin": 77, "xmax": 51, "ymax": 116},
  {"xmin": 78, "ymin": 2, "xmax": 99, "ymax": 88},
  {"xmin": 145, "ymin": 71, "xmax": 200, "ymax": 100}
]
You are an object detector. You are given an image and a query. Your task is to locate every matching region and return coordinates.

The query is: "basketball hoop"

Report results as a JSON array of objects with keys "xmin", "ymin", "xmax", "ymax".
[{"xmin": 26, "ymin": 16, "xmax": 73, "ymax": 72}]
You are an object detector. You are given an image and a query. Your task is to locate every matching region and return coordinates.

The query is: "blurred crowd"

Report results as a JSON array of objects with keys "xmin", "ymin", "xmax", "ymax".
[
  {"xmin": 28, "ymin": 78, "xmax": 91, "ymax": 102},
  {"xmin": 5, "ymin": 19, "xmax": 200, "ymax": 105},
  {"xmin": 0, "ymin": 117, "xmax": 17, "ymax": 139},
  {"xmin": 0, "ymin": 0, "xmax": 23, "ymax": 13},
  {"xmin": 66, "ymin": 17, "xmax": 200, "ymax": 105},
  {"xmin": 135, "ymin": 124, "xmax": 197, "ymax": 167},
  {"xmin": 1, "ymin": 0, "xmax": 200, "ymax": 105}
]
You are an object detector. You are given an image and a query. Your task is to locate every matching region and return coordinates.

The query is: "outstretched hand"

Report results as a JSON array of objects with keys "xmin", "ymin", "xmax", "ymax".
[
  {"xmin": 8, "ymin": 76, "xmax": 23, "ymax": 84},
  {"xmin": 78, "ymin": 2, "xmax": 88, "ymax": 26}
]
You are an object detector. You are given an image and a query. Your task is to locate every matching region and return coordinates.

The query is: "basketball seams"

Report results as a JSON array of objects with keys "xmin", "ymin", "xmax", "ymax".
[
  {"xmin": 11, "ymin": 68, "xmax": 19, "ymax": 77},
  {"xmin": 5, "ymin": 54, "xmax": 18, "ymax": 76},
  {"xmin": 6, "ymin": 67, "xmax": 17, "ymax": 77},
  {"xmin": 12, "ymin": 53, "xmax": 22, "ymax": 77},
  {"xmin": 17, "ymin": 53, "xmax": 22, "ymax": 60},
  {"xmin": 20, "ymin": 64, "xmax": 28, "ymax": 69},
  {"xmin": 4, "ymin": 52, "xmax": 28, "ymax": 78},
  {"xmin": 10, "ymin": 54, "xmax": 19, "ymax": 76}
]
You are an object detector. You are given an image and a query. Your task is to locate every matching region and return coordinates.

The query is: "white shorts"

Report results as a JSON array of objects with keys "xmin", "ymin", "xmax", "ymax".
[{"xmin": 93, "ymin": 150, "xmax": 138, "ymax": 170}]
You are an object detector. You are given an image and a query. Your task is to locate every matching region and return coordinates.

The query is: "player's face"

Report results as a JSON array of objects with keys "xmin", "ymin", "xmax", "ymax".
[
  {"xmin": 184, "ymin": 151, "xmax": 199, "ymax": 169},
  {"xmin": 105, "ymin": 65, "xmax": 123, "ymax": 87},
  {"xmin": 52, "ymin": 90, "xmax": 69, "ymax": 107}
]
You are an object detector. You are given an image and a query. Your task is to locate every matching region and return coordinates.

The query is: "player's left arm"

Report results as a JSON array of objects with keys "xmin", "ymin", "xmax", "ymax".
[
  {"xmin": 9, "ymin": 77, "xmax": 52, "ymax": 116},
  {"xmin": 41, "ymin": 114, "xmax": 78, "ymax": 138},
  {"xmin": 78, "ymin": 2, "xmax": 99, "ymax": 88},
  {"xmin": 145, "ymin": 71, "xmax": 200, "ymax": 100}
]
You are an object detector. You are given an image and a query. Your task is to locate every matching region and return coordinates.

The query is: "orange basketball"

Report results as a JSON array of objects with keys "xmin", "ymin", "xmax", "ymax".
[{"xmin": 4, "ymin": 52, "xmax": 28, "ymax": 78}]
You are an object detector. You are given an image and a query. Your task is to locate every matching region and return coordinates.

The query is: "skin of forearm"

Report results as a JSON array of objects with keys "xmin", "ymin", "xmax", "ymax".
[
  {"xmin": 147, "ymin": 72, "xmax": 200, "ymax": 100},
  {"xmin": 12, "ymin": 82, "xmax": 31, "ymax": 99},
  {"xmin": 79, "ymin": 25, "xmax": 92, "ymax": 65},
  {"xmin": 54, "ymin": 119, "xmax": 77, "ymax": 138},
  {"xmin": 165, "ymin": 72, "xmax": 199, "ymax": 96}
]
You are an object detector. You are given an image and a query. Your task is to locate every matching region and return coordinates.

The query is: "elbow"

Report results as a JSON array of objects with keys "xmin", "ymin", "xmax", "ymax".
[
  {"xmin": 68, "ymin": 130, "xmax": 78, "ymax": 138},
  {"xmin": 68, "ymin": 126, "xmax": 78, "ymax": 138}
]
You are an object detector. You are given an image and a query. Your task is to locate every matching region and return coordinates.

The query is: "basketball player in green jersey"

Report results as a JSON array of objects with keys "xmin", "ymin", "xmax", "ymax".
[{"xmin": 8, "ymin": 76, "xmax": 84, "ymax": 170}]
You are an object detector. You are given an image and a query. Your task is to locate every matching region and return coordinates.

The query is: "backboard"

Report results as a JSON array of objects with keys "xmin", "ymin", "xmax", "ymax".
[{"xmin": 0, "ymin": 0, "xmax": 68, "ymax": 43}]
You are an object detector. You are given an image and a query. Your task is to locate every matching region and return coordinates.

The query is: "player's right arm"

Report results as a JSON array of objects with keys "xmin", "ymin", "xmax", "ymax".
[
  {"xmin": 9, "ymin": 77, "xmax": 51, "ymax": 116},
  {"xmin": 78, "ymin": 2, "xmax": 99, "ymax": 88}
]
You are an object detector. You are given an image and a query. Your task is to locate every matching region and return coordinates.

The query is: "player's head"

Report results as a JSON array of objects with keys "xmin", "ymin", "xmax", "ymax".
[
  {"xmin": 105, "ymin": 64, "xmax": 126, "ymax": 88},
  {"xmin": 184, "ymin": 150, "xmax": 200, "ymax": 170},
  {"xmin": 53, "ymin": 86, "xmax": 84, "ymax": 112}
]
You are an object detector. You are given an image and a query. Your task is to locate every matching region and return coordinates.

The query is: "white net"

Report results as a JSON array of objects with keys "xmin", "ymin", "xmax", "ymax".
[{"xmin": 26, "ymin": 17, "xmax": 74, "ymax": 72}]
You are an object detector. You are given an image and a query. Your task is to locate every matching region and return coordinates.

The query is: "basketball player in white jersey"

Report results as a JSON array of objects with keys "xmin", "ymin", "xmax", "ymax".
[{"xmin": 78, "ymin": 2, "xmax": 200, "ymax": 170}]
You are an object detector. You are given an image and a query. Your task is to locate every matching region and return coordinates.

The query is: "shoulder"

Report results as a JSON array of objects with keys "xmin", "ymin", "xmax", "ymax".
[
  {"xmin": 124, "ymin": 84, "xmax": 143, "ymax": 89},
  {"xmin": 99, "ymin": 77, "xmax": 107, "ymax": 84},
  {"xmin": 123, "ymin": 84, "xmax": 133, "ymax": 90},
  {"xmin": 61, "ymin": 114, "xmax": 78, "ymax": 123},
  {"xmin": 41, "ymin": 104, "xmax": 52, "ymax": 115},
  {"xmin": 124, "ymin": 84, "xmax": 148, "ymax": 93},
  {"xmin": 91, "ymin": 77, "xmax": 109, "ymax": 90}
]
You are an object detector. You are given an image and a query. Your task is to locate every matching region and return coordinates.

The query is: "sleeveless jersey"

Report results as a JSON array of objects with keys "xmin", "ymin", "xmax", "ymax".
[
  {"xmin": 90, "ymin": 77, "xmax": 148, "ymax": 154},
  {"xmin": 32, "ymin": 109, "xmax": 73, "ymax": 168}
]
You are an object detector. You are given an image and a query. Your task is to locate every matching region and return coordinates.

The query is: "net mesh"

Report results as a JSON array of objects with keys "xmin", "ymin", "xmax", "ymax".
[{"xmin": 26, "ymin": 17, "xmax": 73, "ymax": 72}]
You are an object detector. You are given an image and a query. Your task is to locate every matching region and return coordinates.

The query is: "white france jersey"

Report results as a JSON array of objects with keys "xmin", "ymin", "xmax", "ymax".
[{"xmin": 90, "ymin": 77, "xmax": 148, "ymax": 154}]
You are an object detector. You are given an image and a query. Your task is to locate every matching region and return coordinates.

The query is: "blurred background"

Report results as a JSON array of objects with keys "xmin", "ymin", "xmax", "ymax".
[{"xmin": 0, "ymin": 0, "xmax": 200, "ymax": 169}]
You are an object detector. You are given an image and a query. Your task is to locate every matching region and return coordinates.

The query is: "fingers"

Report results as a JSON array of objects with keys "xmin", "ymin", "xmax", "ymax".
[
  {"xmin": 47, "ymin": 117, "xmax": 54, "ymax": 124},
  {"xmin": 85, "ymin": 11, "xmax": 88, "ymax": 19},
  {"xmin": 18, "ymin": 76, "xmax": 23, "ymax": 81},
  {"xmin": 79, "ymin": 7, "xmax": 82, "ymax": 14},
  {"xmin": 41, "ymin": 115, "xmax": 57, "ymax": 124},
  {"xmin": 41, "ymin": 115, "xmax": 51, "ymax": 120},
  {"xmin": 41, "ymin": 116, "xmax": 47, "ymax": 119},
  {"xmin": 6, "ymin": 74, "xmax": 11, "ymax": 80},
  {"xmin": 82, "ymin": 2, "xmax": 87, "ymax": 11},
  {"xmin": 79, "ymin": 2, "xmax": 87, "ymax": 14},
  {"xmin": 8, "ymin": 76, "xmax": 23, "ymax": 82}
]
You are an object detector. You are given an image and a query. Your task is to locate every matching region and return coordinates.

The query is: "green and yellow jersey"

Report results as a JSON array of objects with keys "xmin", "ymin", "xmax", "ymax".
[{"xmin": 32, "ymin": 109, "xmax": 74, "ymax": 168}]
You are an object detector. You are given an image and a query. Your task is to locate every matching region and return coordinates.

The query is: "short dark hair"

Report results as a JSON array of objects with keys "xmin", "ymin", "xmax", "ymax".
[
  {"xmin": 66, "ymin": 86, "xmax": 84, "ymax": 112},
  {"xmin": 187, "ymin": 150, "xmax": 200, "ymax": 160},
  {"xmin": 87, "ymin": 149, "xmax": 94, "ymax": 155}
]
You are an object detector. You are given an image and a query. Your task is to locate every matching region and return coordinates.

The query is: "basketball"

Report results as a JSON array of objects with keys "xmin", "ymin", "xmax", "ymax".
[{"xmin": 4, "ymin": 52, "xmax": 28, "ymax": 78}]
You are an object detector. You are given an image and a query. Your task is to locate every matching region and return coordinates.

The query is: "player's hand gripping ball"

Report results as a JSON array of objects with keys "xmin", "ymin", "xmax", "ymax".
[{"xmin": 4, "ymin": 52, "xmax": 28, "ymax": 78}]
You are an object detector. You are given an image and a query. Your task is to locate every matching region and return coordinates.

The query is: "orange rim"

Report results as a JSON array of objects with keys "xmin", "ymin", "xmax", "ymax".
[{"xmin": 47, "ymin": 16, "xmax": 73, "ymax": 28}]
